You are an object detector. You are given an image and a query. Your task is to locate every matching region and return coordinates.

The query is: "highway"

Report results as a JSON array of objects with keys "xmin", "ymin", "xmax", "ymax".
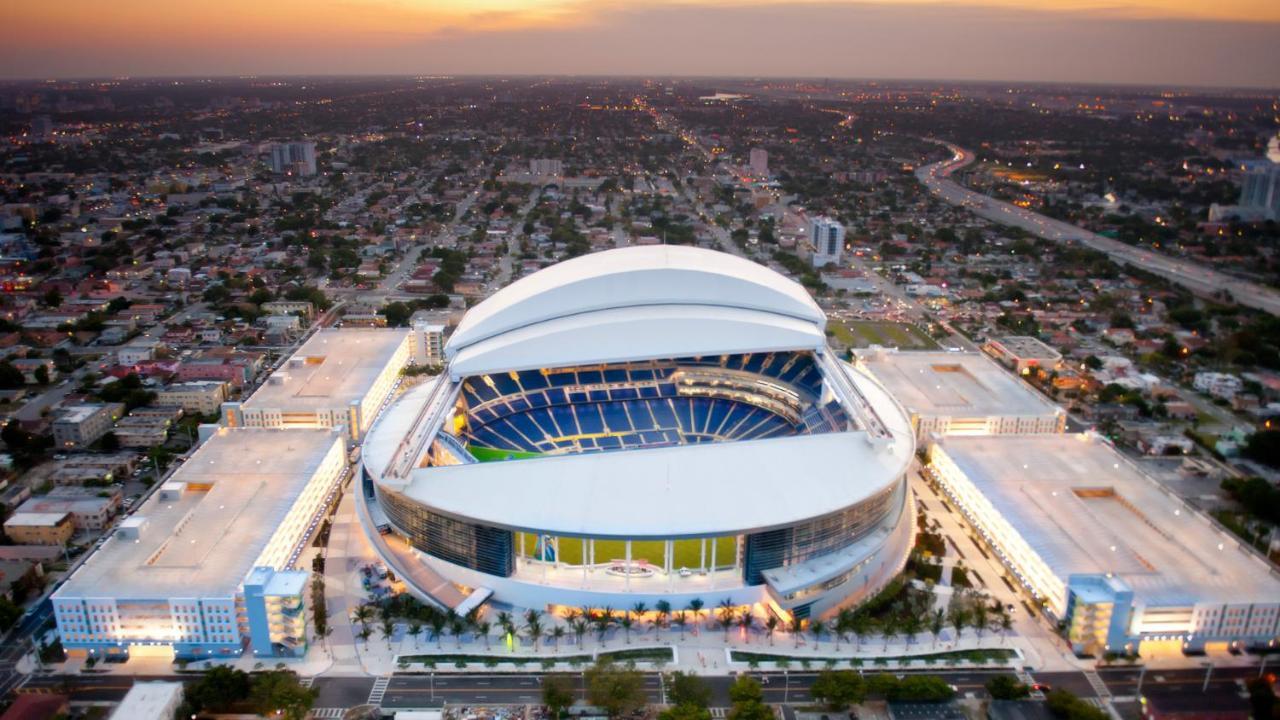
[{"xmin": 917, "ymin": 141, "xmax": 1280, "ymax": 316}]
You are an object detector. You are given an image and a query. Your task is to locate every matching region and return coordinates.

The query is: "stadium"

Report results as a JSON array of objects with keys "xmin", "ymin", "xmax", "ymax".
[{"xmin": 359, "ymin": 246, "xmax": 916, "ymax": 621}]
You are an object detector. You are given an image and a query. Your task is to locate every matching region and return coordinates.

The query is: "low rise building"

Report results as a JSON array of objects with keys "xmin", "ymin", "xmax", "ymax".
[
  {"xmin": 156, "ymin": 381, "xmax": 227, "ymax": 415},
  {"xmin": 52, "ymin": 426, "xmax": 346, "ymax": 660},
  {"xmin": 927, "ymin": 433, "xmax": 1280, "ymax": 655},
  {"xmin": 1193, "ymin": 372, "xmax": 1242, "ymax": 400},
  {"xmin": 224, "ymin": 328, "xmax": 410, "ymax": 441},
  {"xmin": 52, "ymin": 403, "xmax": 124, "ymax": 449},
  {"xmin": 3, "ymin": 512, "xmax": 75, "ymax": 546},
  {"xmin": 15, "ymin": 487, "xmax": 121, "ymax": 531},
  {"xmin": 984, "ymin": 335, "xmax": 1064, "ymax": 375},
  {"xmin": 854, "ymin": 348, "xmax": 1065, "ymax": 442}
]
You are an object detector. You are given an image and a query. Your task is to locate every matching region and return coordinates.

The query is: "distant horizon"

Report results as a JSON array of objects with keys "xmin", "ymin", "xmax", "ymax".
[
  {"xmin": 4, "ymin": 1, "xmax": 1279, "ymax": 89},
  {"xmin": 2, "ymin": 72, "xmax": 1277, "ymax": 94}
]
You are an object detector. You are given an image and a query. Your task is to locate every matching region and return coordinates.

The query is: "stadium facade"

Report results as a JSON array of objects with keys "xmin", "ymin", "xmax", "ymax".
[{"xmin": 359, "ymin": 246, "xmax": 917, "ymax": 620}]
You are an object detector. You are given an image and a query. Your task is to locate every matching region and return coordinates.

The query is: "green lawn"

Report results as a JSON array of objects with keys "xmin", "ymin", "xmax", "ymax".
[
  {"xmin": 517, "ymin": 534, "xmax": 736, "ymax": 569},
  {"xmin": 832, "ymin": 320, "xmax": 938, "ymax": 350},
  {"xmin": 468, "ymin": 446, "xmax": 544, "ymax": 462}
]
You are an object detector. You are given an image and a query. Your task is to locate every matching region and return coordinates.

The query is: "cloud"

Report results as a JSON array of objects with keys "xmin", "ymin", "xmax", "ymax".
[{"xmin": 1, "ymin": 0, "xmax": 1277, "ymax": 86}]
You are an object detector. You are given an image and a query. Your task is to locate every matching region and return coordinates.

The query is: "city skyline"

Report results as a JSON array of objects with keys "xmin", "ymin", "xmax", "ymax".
[{"xmin": 2, "ymin": 0, "xmax": 1279, "ymax": 88}]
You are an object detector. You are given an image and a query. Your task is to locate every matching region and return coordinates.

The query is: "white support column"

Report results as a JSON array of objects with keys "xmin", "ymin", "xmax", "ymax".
[
  {"xmin": 708, "ymin": 538, "xmax": 716, "ymax": 591},
  {"xmin": 700, "ymin": 539, "xmax": 706, "ymax": 572}
]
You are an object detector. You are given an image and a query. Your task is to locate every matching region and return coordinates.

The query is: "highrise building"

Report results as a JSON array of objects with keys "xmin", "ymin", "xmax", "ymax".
[
  {"xmin": 1209, "ymin": 134, "xmax": 1280, "ymax": 222},
  {"xmin": 809, "ymin": 216, "xmax": 846, "ymax": 268},
  {"xmin": 267, "ymin": 141, "xmax": 317, "ymax": 177},
  {"xmin": 749, "ymin": 148, "xmax": 769, "ymax": 176},
  {"xmin": 29, "ymin": 115, "xmax": 53, "ymax": 142}
]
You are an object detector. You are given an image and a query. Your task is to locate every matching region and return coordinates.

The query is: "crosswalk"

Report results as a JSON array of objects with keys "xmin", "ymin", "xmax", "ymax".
[
  {"xmin": 1083, "ymin": 669, "xmax": 1112, "ymax": 699},
  {"xmin": 710, "ymin": 708, "xmax": 728, "ymax": 718},
  {"xmin": 312, "ymin": 708, "xmax": 345, "ymax": 719},
  {"xmin": 1016, "ymin": 670, "xmax": 1045, "ymax": 700},
  {"xmin": 299, "ymin": 676, "xmax": 315, "ymax": 689},
  {"xmin": 368, "ymin": 676, "xmax": 391, "ymax": 706}
]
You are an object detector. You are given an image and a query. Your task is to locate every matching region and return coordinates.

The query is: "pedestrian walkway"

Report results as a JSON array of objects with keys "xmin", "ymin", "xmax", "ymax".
[
  {"xmin": 368, "ymin": 676, "xmax": 391, "ymax": 706},
  {"xmin": 313, "ymin": 708, "xmax": 346, "ymax": 719},
  {"xmin": 1083, "ymin": 669, "xmax": 1112, "ymax": 699}
]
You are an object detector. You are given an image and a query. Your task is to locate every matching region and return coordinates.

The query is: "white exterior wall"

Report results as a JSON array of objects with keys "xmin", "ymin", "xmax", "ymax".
[{"xmin": 928, "ymin": 445, "xmax": 1068, "ymax": 615}]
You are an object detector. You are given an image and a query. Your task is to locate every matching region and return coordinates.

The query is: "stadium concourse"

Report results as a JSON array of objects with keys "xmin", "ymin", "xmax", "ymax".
[{"xmin": 359, "ymin": 245, "xmax": 918, "ymax": 622}]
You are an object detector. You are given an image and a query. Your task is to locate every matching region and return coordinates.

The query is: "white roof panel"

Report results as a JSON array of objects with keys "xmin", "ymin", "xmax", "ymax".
[{"xmin": 448, "ymin": 246, "xmax": 825, "ymax": 354}]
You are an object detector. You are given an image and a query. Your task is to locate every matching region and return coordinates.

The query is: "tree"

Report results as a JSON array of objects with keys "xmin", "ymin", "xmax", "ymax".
[
  {"xmin": 0, "ymin": 597, "xmax": 22, "ymax": 631},
  {"xmin": 985, "ymin": 675, "xmax": 1030, "ymax": 700},
  {"xmin": 0, "ymin": 362, "xmax": 25, "ymax": 390},
  {"xmin": 182, "ymin": 665, "xmax": 252, "ymax": 713},
  {"xmin": 660, "ymin": 704, "xmax": 712, "ymax": 720},
  {"xmin": 1045, "ymin": 689, "xmax": 1108, "ymax": 720},
  {"xmin": 726, "ymin": 701, "xmax": 773, "ymax": 720},
  {"xmin": 585, "ymin": 660, "xmax": 647, "ymax": 718},
  {"xmin": 810, "ymin": 670, "xmax": 866, "ymax": 710},
  {"xmin": 542, "ymin": 675, "xmax": 576, "ymax": 717},
  {"xmin": 717, "ymin": 600, "xmax": 736, "ymax": 641},
  {"xmin": 33, "ymin": 364, "xmax": 49, "ymax": 386},
  {"xmin": 1247, "ymin": 677, "xmax": 1277, "ymax": 720},
  {"xmin": 666, "ymin": 671, "xmax": 712, "ymax": 709},
  {"xmin": 99, "ymin": 432, "xmax": 120, "ymax": 452},
  {"xmin": 42, "ymin": 288, "xmax": 62, "ymax": 308},
  {"xmin": 249, "ymin": 669, "xmax": 317, "ymax": 720},
  {"xmin": 380, "ymin": 301, "xmax": 413, "ymax": 327},
  {"xmin": 728, "ymin": 675, "xmax": 763, "ymax": 705}
]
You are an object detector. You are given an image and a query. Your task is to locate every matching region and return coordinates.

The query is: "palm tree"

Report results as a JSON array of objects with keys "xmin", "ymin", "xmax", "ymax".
[
  {"xmin": 831, "ymin": 609, "xmax": 849, "ymax": 652},
  {"xmin": 429, "ymin": 614, "xmax": 447, "ymax": 649},
  {"xmin": 972, "ymin": 600, "xmax": 989, "ymax": 640},
  {"xmin": 999, "ymin": 610, "xmax": 1013, "ymax": 645},
  {"xmin": 358, "ymin": 626, "xmax": 372, "ymax": 647},
  {"xmin": 948, "ymin": 607, "xmax": 967, "ymax": 645},
  {"xmin": 810, "ymin": 620, "xmax": 827, "ymax": 650},
  {"xmin": 930, "ymin": 609, "xmax": 945, "ymax": 648},
  {"xmin": 688, "ymin": 598, "xmax": 705, "ymax": 633},
  {"xmin": 620, "ymin": 615, "xmax": 634, "ymax": 644},
  {"xmin": 881, "ymin": 616, "xmax": 898, "ymax": 651},
  {"xmin": 672, "ymin": 611, "xmax": 689, "ymax": 641},
  {"xmin": 594, "ymin": 607, "xmax": 615, "ymax": 645},
  {"xmin": 852, "ymin": 614, "xmax": 871, "ymax": 652},
  {"xmin": 790, "ymin": 615, "xmax": 804, "ymax": 648},
  {"xmin": 551, "ymin": 626, "xmax": 566, "ymax": 653},
  {"xmin": 716, "ymin": 600, "xmax": 736, "ymax": 642},
  {"xmin": 450, "ymin": 615, "xmax": 467, "ymax": 649},
  {"xmin": 764, "ymin": 616, "xmax": 778, "ymax": 646},
  {"xmin": 408, "ymin": 622, "xmax": 423, "ymax": 649},
  {"xmin": 381, "ymin": 617, "xmax": 396, "ymax": 648},
  {"xmin": 737, "ymin": 611, "xmax": 755, "ymax": 644},
  {"xmin": 571, "ymin": 617, "xmax": 589, "ymax": 648},
  {"xmin": 524, "ymin": 609, "xmax": 545, "ymax": 651},
  {"xmin": 497, "ymin": 611, "xmax": 516, "ymax": 642},
  {"xmin": 654, "ymin": 600, "xmax": 671, "ymax": 639},
  {"xmin": 476, "ymin": 620, "xmax": 493, "ymax": 649},
  {"xmin": 354, "ymin": 604, "xmax": 374, "ymax": 634},
  {"xmin": 631, "ymin": 602, "xmax": 648, "ymax": 625},
  {"xmin": 902, "ymin": 613, "xmax": 922, "ymax": 648}
]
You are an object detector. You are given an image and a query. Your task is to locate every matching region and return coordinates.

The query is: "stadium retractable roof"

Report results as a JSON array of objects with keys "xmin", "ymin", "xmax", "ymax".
[{"xmin": 445, "ymin": 246, "xmax": 827, "ymax": 377}]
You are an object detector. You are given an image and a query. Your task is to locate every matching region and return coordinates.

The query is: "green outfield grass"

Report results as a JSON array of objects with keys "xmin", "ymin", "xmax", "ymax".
[
  {"xmin": 517, "ymin": 533, "xmax": 736, "ymax": 570},
  {"xmin": 831, "ymin": 320, "xmax": 938, "ymax": 350},
  {"xmin": 468, "ymin": 446, "xmax": 545, "ymax": 462}
]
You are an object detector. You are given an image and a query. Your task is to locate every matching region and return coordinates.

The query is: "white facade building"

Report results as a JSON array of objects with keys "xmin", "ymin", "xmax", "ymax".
[
  {"xmin": 854, "ymin": 348, "xmax": 1065, "ymax": 442},
  {"xmin": 927, "ymin": 433, "xmax": 1280, "ymax": 655},
  {"xmin": 268, "ymin": 141, "xmax": 318, "ymax": 177},
  {"xmin": 224, "ymin": 328, "xmax": 410, "ymax": 441},
  {"xmin": 749, "ymin": 148, "xmax": 769, "ymax": 176},
  {"xmin": 52, "ymin": 427, "xmax": 345, "ymax": 661},
  {"xmin": 412, "ymin": 320, "xmax": 446, "ymax": 366},
  {"xmin": 809, "ymin": 216, "xmax": 845, "ymax": 268},
  {"xmin": 1193, "ymin": 371, "xmax": 1243, "ymax": 400},
  {"xmin": 528, "ymin": 158, "xmax": 563, "ymax": 176}
]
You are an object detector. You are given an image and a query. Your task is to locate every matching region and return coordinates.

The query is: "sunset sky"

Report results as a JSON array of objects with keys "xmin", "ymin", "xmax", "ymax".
[{"xmin": 3, "ymin": 0, "xmax": 1278, "ymax": 87}]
